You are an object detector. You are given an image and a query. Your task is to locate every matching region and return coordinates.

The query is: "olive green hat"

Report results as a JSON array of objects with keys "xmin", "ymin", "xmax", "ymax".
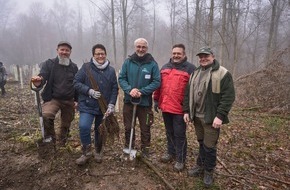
[{"xmin": 196, "ymin": 47, "xmax": 213, "ymax": 56}]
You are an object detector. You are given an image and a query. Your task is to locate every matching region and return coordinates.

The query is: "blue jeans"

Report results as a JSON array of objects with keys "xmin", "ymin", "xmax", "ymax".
[
  {"xmin": 162, "ymin": 112, "xmax": 187, "ymax": 163},
  {"xmin": 79, "ymin": 112, "xmax": 103, "ymax": 148}
]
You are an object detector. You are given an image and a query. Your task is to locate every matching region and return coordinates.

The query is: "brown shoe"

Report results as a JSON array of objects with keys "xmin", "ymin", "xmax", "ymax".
[{"xmin": 75, "ymin": 144, "xmax": 92, "ymax": 165}]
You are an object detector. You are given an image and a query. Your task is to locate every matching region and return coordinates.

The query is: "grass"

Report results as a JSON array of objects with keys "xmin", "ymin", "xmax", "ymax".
[{"xmin": 262, "ymin": 116, "xmax": 287, "ymax": 132}]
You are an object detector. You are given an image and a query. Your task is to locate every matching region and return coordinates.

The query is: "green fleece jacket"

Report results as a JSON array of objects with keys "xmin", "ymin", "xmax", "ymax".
[
  {"xmin": 183, "ymin": 60, "xmax": 235, "ymax": 124},
  {"xmin": 118, "ymin": 53, "xmax": 160, "ymax": 107}
]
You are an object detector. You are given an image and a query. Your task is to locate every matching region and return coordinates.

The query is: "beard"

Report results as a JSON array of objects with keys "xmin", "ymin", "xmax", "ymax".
[{"xmin": 58, "ymin": 56, "xmax": 70, "ymax": 66}]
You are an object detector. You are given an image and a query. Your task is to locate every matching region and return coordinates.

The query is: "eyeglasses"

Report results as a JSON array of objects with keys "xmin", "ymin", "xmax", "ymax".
[
  {"xmin": 136, "ymin": 46, "xmax": 147, "ymax": 49},
  {"xmin": 94, "ymin": 53, "xmax": 106, "ymax": 56}
]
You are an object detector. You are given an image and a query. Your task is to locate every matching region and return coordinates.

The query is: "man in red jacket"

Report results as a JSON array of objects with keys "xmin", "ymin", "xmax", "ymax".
[{"xmin": 153, "ymin": 44, "xmax": 196, "ymax": 171}]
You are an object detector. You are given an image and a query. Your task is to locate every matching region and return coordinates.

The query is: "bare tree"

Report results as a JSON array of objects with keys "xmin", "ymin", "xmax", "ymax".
[
  {"xmin": 191, "ymin": 0, "xmax": 201, "ymax": 63},
  {"xmin": 0, "ymin": 0, "xmax": 13, "ymax": 62},
  {"xmin": 266, "ymin": 0, "xmax": 287, "ymax": 65},
  {"xmin": 151, "ymin": 0, "xmax": 157, "ymax": 53},
  {"xmin": 169, "ymin": 0, "xmax": 177, "ymax": 45},
  {"xmin": 50, "ymin": 0, "xmax": 76, "ymax": 40},
  {"xmin": 118, "ymin": 0, "xmax": 138, "ymax": 60},
  {"xmin": 111, "ymin": 0, "xmax": 117, "ymax": 65},
  {"xmin": 208, "ymin": 0, "xmax": 214, "ymax": 47},
  {"xmin": 219, "ymin": 0, "xmax": 228, "ymax": 66}
]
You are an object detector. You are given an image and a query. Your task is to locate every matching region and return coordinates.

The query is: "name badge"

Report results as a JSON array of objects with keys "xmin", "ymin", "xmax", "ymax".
[{"xmin": 145, "ymin": 74, "xmax": 151, "ymax": 79}]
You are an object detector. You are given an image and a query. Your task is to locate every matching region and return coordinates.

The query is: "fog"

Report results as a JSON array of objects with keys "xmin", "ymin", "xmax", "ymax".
[{"xmin": 1, "ymin": 0, "xmax": 290, "ymax": 78}]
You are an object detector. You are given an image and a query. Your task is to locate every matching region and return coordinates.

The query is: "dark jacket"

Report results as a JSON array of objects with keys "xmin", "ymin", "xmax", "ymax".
[
  {"xmin": 183, "ymin": 60, "xmax": 235, "ymax": 124},
  {"xmin": 39, "ymin": 57, "xmax": 78, "ymax": 102},
  {"xmin": 118, "ymin": 53, "xmax": 161, "ymax": 107},
  {"xmin": 0, "ymin": 63, "xmax": 7, "ymax": 85},
  {"xmin": 154, "ymin": 58, "xmax": 195, "ymax": 114},
  {"xmin": 73, "ymin": 60, "xmax": 118, "ymax": 115}
]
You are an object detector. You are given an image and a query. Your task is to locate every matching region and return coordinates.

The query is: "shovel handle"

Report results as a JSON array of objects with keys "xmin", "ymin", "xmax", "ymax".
[
  {"xmin": 130, "ymin": 97, "xmax": 141, "ymax": 105},
  {"xmin": 30, "ymin": 79, "xmax": 43, "ymax": 92}
]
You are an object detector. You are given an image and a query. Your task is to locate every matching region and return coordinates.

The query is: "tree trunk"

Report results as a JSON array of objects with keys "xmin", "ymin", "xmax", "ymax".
[
  {"xmin": 121, "ymin": 0, "xmax": 128, "ymax": 60},
  {"xmin": 220, "ymin": 0, "xmax": 227, "ymax": 66},
  {"xmin": 111, "ymin": 0, "xmax": 117, "ymax": 66},
  {"xmin": 208, "ymin": 0, "xmax": 214, "ymax": 47},
  {"xmin": 266, "ymin": 0, "xmax": 278, "ymax": 65}
]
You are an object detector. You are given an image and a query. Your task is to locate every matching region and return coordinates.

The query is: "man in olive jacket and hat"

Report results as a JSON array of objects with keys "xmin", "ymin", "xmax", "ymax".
[{"xmin": 183, "ymin": 47, "xmax": 235, "ymax": 187}]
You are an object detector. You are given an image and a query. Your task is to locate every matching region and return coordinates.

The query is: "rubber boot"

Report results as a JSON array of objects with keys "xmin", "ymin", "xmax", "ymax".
[{"xmin": 76, "ymin": 144, "xmax": 92, "ymax": 165}]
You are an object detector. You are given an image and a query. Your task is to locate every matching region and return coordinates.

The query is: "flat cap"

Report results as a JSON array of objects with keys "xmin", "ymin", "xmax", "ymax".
[{"xmin": 57, "ymin": 41, "xmax": 72, "ymax": 49}]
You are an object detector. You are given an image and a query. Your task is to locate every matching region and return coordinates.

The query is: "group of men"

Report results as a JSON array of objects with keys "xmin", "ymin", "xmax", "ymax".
[{"xmin": 30, "ymin": 38, "xmax": 235, "ymax": 187}]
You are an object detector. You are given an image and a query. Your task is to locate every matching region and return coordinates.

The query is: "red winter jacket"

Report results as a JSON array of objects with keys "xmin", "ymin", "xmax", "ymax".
[{"xmin": 154, "ymin": 59, "xmax": 195, "ymax": 114}]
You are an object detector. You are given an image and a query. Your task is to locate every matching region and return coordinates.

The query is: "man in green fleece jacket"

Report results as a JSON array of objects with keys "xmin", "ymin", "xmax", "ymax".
[
  {"xmin": 183, "ymin": 47, "xmax": 235, "ymax": 187},
  {"xmin": 118, "ymin": 38, "xmax": 160, "ymax": 157}
]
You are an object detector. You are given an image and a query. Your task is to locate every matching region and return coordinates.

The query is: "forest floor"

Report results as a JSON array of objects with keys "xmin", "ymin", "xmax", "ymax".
[{"xmin": 0, "ymin": 60, "xmax": 290, "ymax": 189}]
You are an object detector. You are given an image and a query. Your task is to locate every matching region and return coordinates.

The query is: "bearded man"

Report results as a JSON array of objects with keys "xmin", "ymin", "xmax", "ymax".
[{"xmin": 31, "ymin": 41, "xmax": 78, "ymax": 147}]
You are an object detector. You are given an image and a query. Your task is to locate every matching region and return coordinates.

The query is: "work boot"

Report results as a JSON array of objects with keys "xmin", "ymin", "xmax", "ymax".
[
  {"xmin": 94, "ymin": 152, "xmax": 102, "ymax": 163},
  {"xmin": 174, "ymin": 162, "xmax": 184, "ymax": 172},
  {"xmin": 160, "ymin": 153, "xmax": 174, "ymax": 163},
  {"xmin": 188, "ymin": 165, "xmax": 204, "ymax": 177},
  {"xmin": 76, "ymin": 144, "xmax": 92, "ymax": 165},
  {"xmin": 141, "ymin": 147, "xmax": 150, "ymax": 158},
  {"xmin": 203, "ymin": 170, "xmax": 214, "ymax": 187}
]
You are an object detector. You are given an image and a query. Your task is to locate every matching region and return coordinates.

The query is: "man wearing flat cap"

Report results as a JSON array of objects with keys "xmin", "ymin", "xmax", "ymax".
[
  {"xmin": 31, "ymin": 41, "xmax": 78, "ymax": 147},
  {"xmin": 183, "ymin": 47, "xmax": 235, "ymax": 187}
]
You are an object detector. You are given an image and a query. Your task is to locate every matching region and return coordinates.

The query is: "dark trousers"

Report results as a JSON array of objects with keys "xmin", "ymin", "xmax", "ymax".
[
  {"xmin": 162, "ymin": 112, "xmax": 187, "ymax": 163},
  {"xmin": 0, "ymin": 83, "xmax": 5, "ymax": 95},
  {"xmin": 123, "ymin": 103, "xmax": 153, "ymax": 150},
  {"xmin": 42, "ymin": 98, "xmax": 75, "ymax": 144},
  {"xmin": 194, "ymin": 117, "xmax": 220, "ymax": 171}
]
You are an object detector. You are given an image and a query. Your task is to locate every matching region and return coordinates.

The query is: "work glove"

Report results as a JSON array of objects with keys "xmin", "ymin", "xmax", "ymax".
[
  {"xmin": 105, "ymin": 104, "xmax": 115, "ymax": 115},
  {"xmin": 88, "ymin": 89, "xmax": 101, "ymax": 99},
  {"xmin": 154, "ymin": 100, "xmax": 159, "ymax": 113}
]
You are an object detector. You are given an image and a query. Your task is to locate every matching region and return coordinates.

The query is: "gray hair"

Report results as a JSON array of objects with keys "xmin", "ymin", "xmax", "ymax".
[{"xmin": 134, "ymin": 38, "xmax": 149, "ymax": 47}]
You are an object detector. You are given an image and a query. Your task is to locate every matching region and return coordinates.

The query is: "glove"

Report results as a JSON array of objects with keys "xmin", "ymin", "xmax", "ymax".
[
  {"xmin": 106, "ymin": 104, "xmax": 115, "ymax": 115},
  {"xmin": 154, "ymin": 100, "xmax": 159, "ymax": 113},
  {"xmin": 88, "ymin": 89, "xmax": 101, "ymax": 99}
]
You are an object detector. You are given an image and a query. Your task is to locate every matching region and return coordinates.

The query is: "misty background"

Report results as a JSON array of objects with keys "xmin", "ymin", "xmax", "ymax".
[{"xmin": 0, "ymin": 0, "xmax": 290, "ymax": 78}]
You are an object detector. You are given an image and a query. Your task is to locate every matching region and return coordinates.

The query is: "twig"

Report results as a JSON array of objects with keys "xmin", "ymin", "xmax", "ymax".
[
  {"xmin": 0, "ymin": 120, "xmax": 10, "ymax": 125},
  {"xmin": 217, "ymin": 156, "xmax": 233, "ymax": 175},
  {"xmin": 231, "ymin": 178, "xmax": 253, "ymax": 189},
  {"xmin": 238, "ymin": 106, "xmax": 263, "ymax": 111},
  {"xmin": 140, "ymin": 157, "xmax": 175, "ymax": 190},
  {"xmin": 89, "ymin": 172, "xmax": 121, "ymax": 177},
  {"xmin": 249, "ymin": 170, "xmax": 290, "ymax": 186},
  {"xmin": 217, "ymin": 172, "xmax": 254, "ymax": 188}
]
